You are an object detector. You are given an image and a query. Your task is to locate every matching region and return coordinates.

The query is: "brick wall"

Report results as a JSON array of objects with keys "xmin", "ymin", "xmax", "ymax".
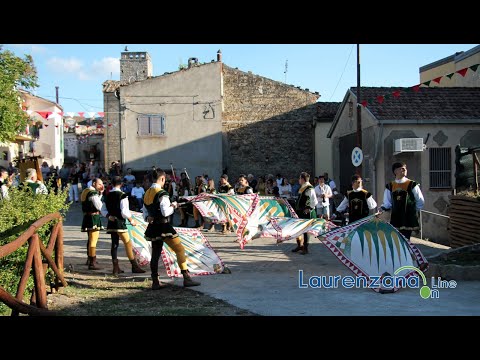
[{"xmin": 222, "ymin": 65, "xmax": 319, "ymax": 182}]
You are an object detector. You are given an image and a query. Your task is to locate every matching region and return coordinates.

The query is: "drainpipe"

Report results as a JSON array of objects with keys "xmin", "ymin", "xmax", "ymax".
[
  {"xmin": 372, "ymin": 123, "xmax": 384, "ymax": 202},
  {"xmin": 118, "ymin": 91, "xmax": 124, "ymax": 169}
]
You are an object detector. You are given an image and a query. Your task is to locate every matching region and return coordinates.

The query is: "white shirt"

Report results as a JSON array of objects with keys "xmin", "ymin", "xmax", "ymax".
[
  {"xmin": 100, "ymin": 187, "xmax": 132, "ymax": 219},
  {"xmin": 299, "ymin": 182, "xmax": 318, "ymax": 209},
  {"xmin": 131, "ymin": 186, "xmax": 145, "ymax": 199},
  {"xmin": 336, "ymin": 186, "xmax": 377, "ymax": 213},
  {"xmin": 85, "ymin": 186, "xmax": 103, "ymax": 211},
  {"xmin": 314, "ymin": 184, "xmax": 332, "ymax": 207},
  {"xmin": 381, "ymin": 177, "xmax": 424, "ymax": 211},
  {"xmin": 278, "ymin": 183, "xmax": 292, "ymax": 198},
  {"xmin": 276, "ymin": 178, "xmax": 284, "ymax": 187},
  {"xmin": 142, "ymin": 183, "xmax": 174, "ymax": 221},
  {"xmin": 1, "ymin": 183, "xmax": 9, "ymax": 199}
]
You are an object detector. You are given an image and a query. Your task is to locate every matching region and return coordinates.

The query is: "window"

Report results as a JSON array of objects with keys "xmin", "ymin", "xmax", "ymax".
[
  {"xmin": 429, "ymin": 147, "xmax": 451, "ymax": 189},
  {"xmin": 137, "ymin": 115, "xmax": 166, "ymax": 136}
]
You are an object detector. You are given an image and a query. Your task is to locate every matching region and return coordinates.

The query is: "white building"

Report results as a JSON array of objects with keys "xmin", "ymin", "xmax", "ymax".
[{"xmin": 20, "ymin": 90, "xmax": 64, "ymax": 168}]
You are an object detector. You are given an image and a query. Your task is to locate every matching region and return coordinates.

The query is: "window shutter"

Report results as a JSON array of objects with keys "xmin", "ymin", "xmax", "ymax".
[
  {"xmin": 151, "ymin": 115, "xmax": 165, "ymax": 135},
  {"xmin": 137, "ymin": 116, "xmax": 150, "ymax": 135},
  {"xmin": 161, "ymin": 115, "xmax": 166, "ymax": 135}
]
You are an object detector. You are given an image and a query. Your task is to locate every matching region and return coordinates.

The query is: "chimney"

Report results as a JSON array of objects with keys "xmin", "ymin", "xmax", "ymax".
[
  {"xmin": 217, "ymin": 49, "xmax": 222, "ymax": 62},
  {"xmin": 188, "ymin": 57, "xmax": 199, "ymax": 69}
]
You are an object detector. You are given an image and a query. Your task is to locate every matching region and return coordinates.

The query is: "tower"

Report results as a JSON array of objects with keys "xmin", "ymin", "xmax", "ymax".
[{"xmin": 120, "ymin": 50, "xmax": 152, "ymax": 82}]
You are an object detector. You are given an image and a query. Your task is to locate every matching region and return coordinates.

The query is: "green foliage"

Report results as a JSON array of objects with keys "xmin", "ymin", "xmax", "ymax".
[
  {"xmin": 0, "ymin": 182, "xmax": 70, "ymax": 315},
  {"xmin": 0, "ymin": 46, "xmax": 38, "ymax": 143}
]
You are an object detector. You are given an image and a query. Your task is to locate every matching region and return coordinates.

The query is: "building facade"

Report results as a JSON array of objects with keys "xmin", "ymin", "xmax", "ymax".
[
  {"xmin": 420, "ymin": 45, "xmax": 480, "ymax": 87},
  {"xmin": 328, "ymin": 87, "xmax": 480, "ymax": 245},
  {"xmin": 103, "ymin": 50, "xmax": 320, "ymax": 182}
]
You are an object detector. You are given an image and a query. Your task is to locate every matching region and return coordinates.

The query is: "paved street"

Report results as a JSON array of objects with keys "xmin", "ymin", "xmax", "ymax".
[{"xmin": 63, "ymin": 203, "xmax": 480, "ymax": 316}]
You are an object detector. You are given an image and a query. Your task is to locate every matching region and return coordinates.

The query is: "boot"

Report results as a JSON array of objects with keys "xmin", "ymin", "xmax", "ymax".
[
  {"xmin": 88, "ymin": 256, "xmax": 102, "ymax": 270},
  {"xmin": 292, "ymin": 239, "xmax": 304, "ymax": 253},
  {"xmin": 300, "ymin": 242, "xmax": 309, "ymax": 255},
  {"xmin": 151, "ymin": 275, "xmax": 167, "ymax": 290},
  {"xmin": 85, "ymin": 239, "xmax": 90, "ymax": 265},
  {"xmin": 182, "ymin": 270, "xmax": 200, "ymax": 287},
  {"xmin": 130, "ymin": 259, "xmax": 146, "ymax": 273},
  {"xmin": 112, "ymin": 259, "xmax": 124, "ymax": 275}
]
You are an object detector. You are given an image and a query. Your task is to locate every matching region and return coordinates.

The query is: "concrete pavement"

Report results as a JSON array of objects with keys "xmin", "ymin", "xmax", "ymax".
[{"xmin": 62, "ymin": 203, "xmax": 480, "ymax": 316}]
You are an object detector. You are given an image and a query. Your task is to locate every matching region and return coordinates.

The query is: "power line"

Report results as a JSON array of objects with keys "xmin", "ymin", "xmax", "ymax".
[
  {"xmin": 328, "ymin": 44, "xmax": 355, "ymax": 101},
  {"xmin": 38, "ymin": 95, "xmax": 104, "ymax": 102}
]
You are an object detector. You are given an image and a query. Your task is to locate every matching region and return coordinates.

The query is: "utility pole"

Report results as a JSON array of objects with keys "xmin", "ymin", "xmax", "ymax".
[
  {"xmin": 284, "ymin": 59, "xmax": 288, "ymax": 84},
  {"xmin": 55, "ymin": 86, "xmax": 59, "ymax": 104},
  {"xmin": 356, "ymin": 44, "xmax": 362, "ymax": 175}
]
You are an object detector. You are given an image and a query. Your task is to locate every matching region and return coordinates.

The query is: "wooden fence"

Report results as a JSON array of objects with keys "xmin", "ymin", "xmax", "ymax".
[
  {"xmin": 0, "ymin": 212, "xmax": 67, "ymax": 316},
  {"xmin": 448, "ymin": 196, "xmax": 480, "ymax": 248}
]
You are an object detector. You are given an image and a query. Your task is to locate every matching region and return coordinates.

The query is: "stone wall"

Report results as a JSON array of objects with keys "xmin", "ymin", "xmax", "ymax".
[
  {"xmin": 222, "ymin": 65, "xmax": 319, "ymax": 181},
  {"xmin": 103, "ymin": 92, "xmax": 121, "ymax": 171}
]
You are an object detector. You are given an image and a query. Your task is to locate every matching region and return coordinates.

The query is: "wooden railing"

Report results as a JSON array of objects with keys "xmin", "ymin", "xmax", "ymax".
[{"xmin": 0, "ymin": 212, "xmax": 67, "ymax": 316}]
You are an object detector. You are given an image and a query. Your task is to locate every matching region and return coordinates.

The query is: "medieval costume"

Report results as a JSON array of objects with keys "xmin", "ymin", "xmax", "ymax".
[
  {"xmin": 143, "ymin": 183, "xmax": 200, "ymax": 289},
  {"xmin": 103, "ymin": 187, "xmax": 145, "ymax": 275},
  {"xmin": 336, "ymin": 187, "xmax": 377, "ymax": 223},
  {"xmin": 381, "ymin": 177, "xmax": 424, "ymax": 240},
  {"xmin": 81, "ymin": 186, "xmax": 104, "ymax": 270},
  {"xmin": 236, "ymin": 185, "xmax": 253, "ymax": 194},
  {"xmin": 293, "ymin": 181, "xmax": 318, "ymax": 254}
]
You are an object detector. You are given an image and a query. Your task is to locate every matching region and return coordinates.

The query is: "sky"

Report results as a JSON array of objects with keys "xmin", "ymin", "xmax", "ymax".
[{"xmin": 4, "ymin": 44, "xmax": 478, "ymax": 114}]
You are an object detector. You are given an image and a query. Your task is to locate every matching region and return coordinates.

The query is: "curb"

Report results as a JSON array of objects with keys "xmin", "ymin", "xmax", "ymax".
[{"xmin": 426, "ymin": 263, "xmax": 480, "ymax": 281}]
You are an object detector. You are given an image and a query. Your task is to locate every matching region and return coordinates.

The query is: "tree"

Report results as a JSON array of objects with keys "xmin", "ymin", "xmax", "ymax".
[{"xmin": 0, "ymin": 46, "xmax": 38, "ymax": 143}]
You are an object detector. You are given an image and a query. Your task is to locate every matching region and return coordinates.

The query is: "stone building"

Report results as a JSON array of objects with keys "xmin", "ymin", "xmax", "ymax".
[{"xmin": 102, "ymin": 50, "xmax": 320, "ymax": 182}]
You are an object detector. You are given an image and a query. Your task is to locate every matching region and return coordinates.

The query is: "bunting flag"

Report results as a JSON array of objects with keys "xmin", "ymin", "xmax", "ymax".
[
  {"xmin": 319, "ymin": 215, "xmax": 428, "ymax": 293},
  {"xmin": 126, "ymin": 212, "xmax": 226, "ymax": 276},
  {"xmin": 36, "ymin": 111, "xmax": 52, "ymax": 119},
  {"xmin": 359, "ymin": 63, "xmax": 479, "ymax": 108},
  {"xmin": 456, "ymin": 68, "xmax": 468, "ymax": 77}
]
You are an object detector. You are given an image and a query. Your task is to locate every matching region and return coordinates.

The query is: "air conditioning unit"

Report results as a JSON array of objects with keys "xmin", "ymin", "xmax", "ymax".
[{"xmin": 394, "ymin": 138, "xmax": 425, "ymax": 154}]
